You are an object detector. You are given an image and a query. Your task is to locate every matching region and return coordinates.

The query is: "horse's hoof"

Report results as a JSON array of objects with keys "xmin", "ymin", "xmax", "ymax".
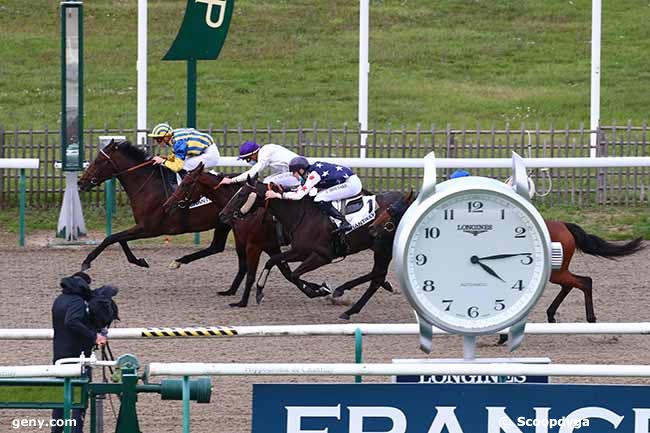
[
  {"xmin": 332, "ymin": 288, "xmax": 344, "ymax": 298},
  {"xmin": 80, "ymin": 262, "xmax": 90, "ymax": 271},
  {"xmin": 496, "ymin": 334, "xmax": 508, "ymax": 346},
  {"xmin": 229, "ymin": 301, "xmax": 248, "ymax": 308},
  {"xmin": 136, "ymin": 258, "xmax": 149, "ymax": 268},
  {"xmin": 319, "ymin": 283, "xmax": 332, "ymax": 296},
  {"xmin": 218, "ymin": 290, "xmax": 236, "ymax": 296},
  {"xmin": 339, "ymin": 312, "xmax": 350, "ymax": 320},
  {"xmin": 382, "ymin": 282, "xmax": 394, "ymax": 292},
  {"xmin": 168, "ymin": 260, "xmax": 182, "ymax": 269},
  {"xmin": 256, "ymin": 292, "xmax": 265, "ymax": 305},
  {"xmin": 547, "ymin": 315, "xmax": 556, "ymax": 323},
  {"xmin": 587, "ymin": 316, "xmax": 597, "ymax": 323}
]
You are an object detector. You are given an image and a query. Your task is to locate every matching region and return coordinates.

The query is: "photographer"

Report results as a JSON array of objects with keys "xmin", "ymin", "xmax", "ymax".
[{"xmin": 51, "ymin": 272, "xmax": 114, "ymax": 433}]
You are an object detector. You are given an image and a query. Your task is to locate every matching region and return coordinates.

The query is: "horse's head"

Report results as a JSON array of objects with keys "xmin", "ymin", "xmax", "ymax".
[
  {"xmin": 78, "ymin": 140, "xmax": 142, "ymax": 191},
  {"xmin": 162, "ymin": 163, "xmax": 206, "ymax": 215},
  {"xmin": 369, "ymin": 190, "xmax": 416, "ymax": 238},
  {"xmin": 218, "ymin": 174, "xmax": 264, "ymax": 225}
]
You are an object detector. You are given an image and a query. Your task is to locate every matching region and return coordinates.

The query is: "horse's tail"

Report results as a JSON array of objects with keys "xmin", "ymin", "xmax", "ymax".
[{"xmin": 565, "ymin": 222, "xmax": 644, "ymax": 258}]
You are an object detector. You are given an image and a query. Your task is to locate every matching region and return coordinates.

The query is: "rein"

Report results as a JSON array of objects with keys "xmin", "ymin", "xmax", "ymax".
[{"xmin": 94, "ymin": 148, "xmax": 155, "ymax": 184}]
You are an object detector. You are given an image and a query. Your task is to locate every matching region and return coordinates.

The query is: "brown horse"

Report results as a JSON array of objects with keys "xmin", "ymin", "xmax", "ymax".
[
  {"xmin": 162, "ymin": 163, "xmax": 330, "ymax": 307},
  {"xmin": 368, "ymin": 199, "xmax": 644, "ymax": 328},
  {"xmin": 77, "ymin": 140, "xmax": 242, "ymax": 273},
  {"xmin": 218, "ymin": 176, "xmax": 411, "ymax": 319}
]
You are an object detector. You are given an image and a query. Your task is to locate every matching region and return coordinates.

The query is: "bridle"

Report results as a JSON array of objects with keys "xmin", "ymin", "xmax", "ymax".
[
  {"xmin": 175, "ymin": 175, "xmax": 202, "ymax": 209},
  {"xmin": 88, "ymin": 148, "xmax": 155, "ymax": 186}
]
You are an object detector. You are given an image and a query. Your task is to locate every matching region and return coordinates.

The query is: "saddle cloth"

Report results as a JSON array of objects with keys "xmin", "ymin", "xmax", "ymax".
[
  {"xmin": 330, "ymin": 195, "xmax": 377, "ymax": 233},
  {"xmin": 171, "ymin": 171, "xmax": 219, "ymax": 210}
]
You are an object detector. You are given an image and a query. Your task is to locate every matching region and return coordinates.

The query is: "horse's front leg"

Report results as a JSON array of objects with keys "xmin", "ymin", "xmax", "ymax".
[
  {"xmin": 171, "ymin": 223, "xmax": 231, "ymax": 268},
  {"xmin": 118, "ymin": 240, "xmax": 149, "ymax": 268},
  {"xmin": 81, "ymin": 225, "xmax": 151, "ymax": 270},
  {"xmin": 256, "ymin": 249, "xmax": 307, "ymax": 291}
]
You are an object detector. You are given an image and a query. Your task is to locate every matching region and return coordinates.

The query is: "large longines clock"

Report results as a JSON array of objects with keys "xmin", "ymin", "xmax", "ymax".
[{"xmin": 393, "ymin": 152, "xmax": 563, "ymax": 354}]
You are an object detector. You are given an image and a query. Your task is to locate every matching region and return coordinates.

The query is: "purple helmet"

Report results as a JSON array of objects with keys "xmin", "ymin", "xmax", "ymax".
[
  {"xmin": 289, "ymin": 156, "xmax": 310, "ymax": 172},
  {"xmin": 238, "ymin": 141, "xmax": 261, "ymax": 159}
]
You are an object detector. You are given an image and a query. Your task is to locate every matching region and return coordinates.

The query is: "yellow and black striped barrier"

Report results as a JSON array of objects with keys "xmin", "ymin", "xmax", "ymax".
[{"xmin": 141, "ymin": 326, "xmax": 238, "ymax": 338}]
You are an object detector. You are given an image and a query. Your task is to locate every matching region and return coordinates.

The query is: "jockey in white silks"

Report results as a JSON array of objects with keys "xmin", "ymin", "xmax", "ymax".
[{"xmin": 219, "ymin": 141, "xmax": 300, "ymax": 189}]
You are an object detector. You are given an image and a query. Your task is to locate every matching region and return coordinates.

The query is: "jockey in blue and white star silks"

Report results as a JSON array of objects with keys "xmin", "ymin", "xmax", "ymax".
[{"xmin": 265, "ymin": 156, "xmax": 363, "ymax": 233}]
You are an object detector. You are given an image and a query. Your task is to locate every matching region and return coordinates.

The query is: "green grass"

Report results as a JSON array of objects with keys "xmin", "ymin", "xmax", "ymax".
[
  {"xmin": 2, "ymin": 0, "xmax": 650, "ymax": 130},
  {"xmin": 1, "ymin": 204, "xmax": 649, "ymax": 242},
  {"xmin": 0, "ymin": 383, "xmax": 84, "ymax": 406}
]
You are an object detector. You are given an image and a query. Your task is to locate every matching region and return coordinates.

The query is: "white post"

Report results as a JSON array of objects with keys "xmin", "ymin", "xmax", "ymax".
[
  {"xmin": 137, "ymin": 0, "xmax": 147, "ymax": 146},
  {"xmin": 358, "ymin": 0, "xmax": 369, "ymax": 158},
  {"xmin": 590, "ymin": 0, "xmax": 601, "ymax": 158}
]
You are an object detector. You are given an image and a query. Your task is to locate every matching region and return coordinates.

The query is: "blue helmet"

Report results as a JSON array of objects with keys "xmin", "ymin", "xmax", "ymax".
[
  {"xmin": 450, "ymin": 169, "xmax": 471, "ymax": 179},
  {"xmin": 238, "ymin": 141, "xmax": 261, "ymax": 159},
  {"xmin": 289, "ymin": 156, "xmax": 310, "ymax": 173}
]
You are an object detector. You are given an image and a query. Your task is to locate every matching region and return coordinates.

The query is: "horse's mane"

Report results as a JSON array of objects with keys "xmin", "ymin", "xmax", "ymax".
[{"xmin": 117, "ymin": 140, "xmax": 149, "ymax": 163}]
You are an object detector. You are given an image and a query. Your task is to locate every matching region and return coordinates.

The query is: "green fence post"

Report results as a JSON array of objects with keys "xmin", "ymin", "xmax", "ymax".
[
  {"xmin": 355, "ymin": 328, "xmax": 363, "ymax": 383},
  {"xmin": 105, "ymin": 178, "xmax": 114, "ymax": 236},
  {"xmin": 182, "ymin": 375, "xmax": 191, "ymax": 433},
  {"xmin": 63, "ymin": 378, "xmax": 72, "ymax": 433},
  {"xmin": 19, "ymin": 168, "xmax": 26, "ymax": 247}
]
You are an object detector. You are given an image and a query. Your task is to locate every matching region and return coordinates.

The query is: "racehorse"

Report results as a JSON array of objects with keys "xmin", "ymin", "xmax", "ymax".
[
  {"xmin": 367, "ymin": 199, "xmax": 644, "ymax": 333},
  {"xmin": 77, "ymin": 140, "xmax": 242, "ymax": 273},
  {"xmin": 218, "ymin": 175, "xmax": 409, "ymax": 319},
  {"xmin": 162, "ymin": 163, "xmax": 331, "ymax": 307}
]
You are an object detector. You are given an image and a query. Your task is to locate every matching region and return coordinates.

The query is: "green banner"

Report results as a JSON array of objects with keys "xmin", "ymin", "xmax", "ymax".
[{"xmin": 164, "ymin": 0, "xmax": 235, "ymax": 61}]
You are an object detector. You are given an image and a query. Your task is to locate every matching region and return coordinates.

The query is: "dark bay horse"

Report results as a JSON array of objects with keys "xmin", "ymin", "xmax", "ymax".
[
  {"xmin": 368, "ymin": 199, "xmax": 644, "ymax": 329},
  {"xmin": 161, "ymin": 163, "xmax": 331, "ymax": 307},
  {"xmin": 77, "ymin": 140, "xmax": 241, "ymax": 272},
  {"xmin": 218, "ymin": 175, "xmax": 409, "ymax": 319}
]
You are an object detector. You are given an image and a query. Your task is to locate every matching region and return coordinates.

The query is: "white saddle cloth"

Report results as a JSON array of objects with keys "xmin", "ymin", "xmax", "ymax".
[
  {"xmin": 330, "ymin": 196, "xmax": 377, "ymax": 233},
  {"xmin": 175, "ymin": 170, "xmax": 220, "ymax": 210}
]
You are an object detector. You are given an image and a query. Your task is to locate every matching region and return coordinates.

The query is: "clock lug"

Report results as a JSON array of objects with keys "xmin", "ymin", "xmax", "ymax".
[
  {"xmin": 511, "ymin": 152, "xmax": 531, "ymax": 200},
  {"xmin": 508, "ymin": 317, "xmax": 528, "ymax": 352},
  {"xmin": 417, "ymin": 313, "xmax": 434, "ymax": 353},
  {"xmin": 551, "ymin": 241, "xmax": 564, "ymax": 270},
  {"xmin": 418, "ymin": 151, "xmax": 437, "ymax": 203}
]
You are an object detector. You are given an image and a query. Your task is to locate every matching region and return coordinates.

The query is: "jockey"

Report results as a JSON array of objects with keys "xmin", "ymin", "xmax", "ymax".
[
  {"xmin": 265, "ymin": 156, "xmax": 362, "ymax": 233},
  {"xmin": 219, "ymin": 141, "xmax": 300, "ymax": 189},
  {"xmin": 148, "ymin": 123, "xmax": 220, "ymax": 173}
]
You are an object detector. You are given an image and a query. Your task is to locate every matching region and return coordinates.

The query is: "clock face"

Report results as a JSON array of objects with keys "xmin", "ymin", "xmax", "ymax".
[{"xmin": 404, "ymin": 189, "xmax": 548, "ymax": 334}]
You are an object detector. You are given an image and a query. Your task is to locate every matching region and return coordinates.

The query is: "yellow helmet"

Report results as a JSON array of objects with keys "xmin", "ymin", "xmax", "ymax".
[{"xmin": 148, "ymin": 123, "xmax": 173, "ymax": 138}]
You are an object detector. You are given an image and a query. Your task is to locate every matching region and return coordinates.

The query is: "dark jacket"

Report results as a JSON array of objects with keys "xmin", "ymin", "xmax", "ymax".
[{"xmin": 52, "ymin": 276, "xmax": 97, "ymax": 362}]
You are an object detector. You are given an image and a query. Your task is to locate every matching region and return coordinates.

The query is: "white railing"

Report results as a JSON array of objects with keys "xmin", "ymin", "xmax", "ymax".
[
  {"xmin": 215, "ymin": 156, "xmax": 650, "ymax": 169},
  {"xmin": 0, "ymin": 158, "xmax": 41, "ymax": 246},
  {"xmin": 148, "ymin": 362, "xmax": 650, "ymax": 378},
  {"xmin": 2, "ymin": 322, "xmax": 650, "ymax": 340},
  {"xmin": 0, "ymin": 364, "xmax": 82, "ymax": 378}
]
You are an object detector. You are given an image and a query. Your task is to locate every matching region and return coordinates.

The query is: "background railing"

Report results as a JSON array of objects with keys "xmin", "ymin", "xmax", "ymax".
[{"xmin": 1, "ymin": 122, "xmax": 650, "ymax": 209}]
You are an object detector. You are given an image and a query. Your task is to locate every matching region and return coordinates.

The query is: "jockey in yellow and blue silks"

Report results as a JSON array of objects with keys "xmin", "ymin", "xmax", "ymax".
[{"xmin": 148, "ymin": 123, "xmax": 220, "ymax": 173}]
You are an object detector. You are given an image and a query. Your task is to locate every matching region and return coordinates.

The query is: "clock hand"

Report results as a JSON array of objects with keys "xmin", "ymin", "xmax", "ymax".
[
  {"xmin": 477, "ymin": 253, "xmax": 532, "ymax": 260},
  {"xmin": 470, "ymin": 255, "xmax": 506, "ymax": 282}
]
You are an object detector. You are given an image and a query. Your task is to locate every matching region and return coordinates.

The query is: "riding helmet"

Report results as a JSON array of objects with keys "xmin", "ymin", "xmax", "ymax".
[
  {"xmin": 148, "ymin": 123, "xmax": 173, "ymax": 138},
  {"xmin": 289, "ymin": 156, "xmax": 310, "ymax": 173},
  {"xmin": 238, "ymin": 141, "xmax": 261, "ymax": 159}
]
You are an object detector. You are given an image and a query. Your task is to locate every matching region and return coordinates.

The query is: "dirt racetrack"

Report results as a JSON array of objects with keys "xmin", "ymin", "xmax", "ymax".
[{"xmin": 1, "ymin": 232, "xmax": 649, "ymax": 432}]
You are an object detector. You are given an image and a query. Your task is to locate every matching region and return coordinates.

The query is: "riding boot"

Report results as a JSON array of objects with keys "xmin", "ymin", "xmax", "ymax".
[{"xmin": 317, "ymin": 201, "xmax": 352, "ymax": 233}]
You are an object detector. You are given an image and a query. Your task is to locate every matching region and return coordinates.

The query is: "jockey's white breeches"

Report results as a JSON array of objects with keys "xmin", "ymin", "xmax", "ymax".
[
  {"xmin": 184, "ymin": 144, "xmax": 220, "ymax": 171},
  {"xmin": 314, "ymin": 175, "xmax": 362, "ymax": 202},
  {"xmin": 264, "ymin": 171, "xmax": 300, "ymax": 189}
]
